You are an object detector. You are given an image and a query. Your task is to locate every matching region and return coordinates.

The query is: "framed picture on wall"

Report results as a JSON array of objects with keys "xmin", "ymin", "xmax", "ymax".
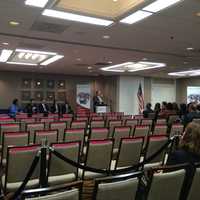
[
  {"xmin": 34, "ymin": 79, "xmax": 43, "ymax": 89},
  {"xmin": 21, "ymin": 91, "xmax": 31, "ymax": 101},
  {"xmin": 34, "ymin": 91, "xmax": 44, "ymax": 101},
  {"xmin": 57, "ymin": 80, "xmax": 65, "ymax": 89},
  {"xmin": 47, "ymin": 80, "xmax": 55, "ymax": 89},
  {"xmin": 46, "ymin": 91, "xmax": 55, "ymax": 101},
  {"xmin": 21, "ymin": 79, "xmax": 32, "ymax": 88},
  {"xmin": 57, "ymin": 92, "xmax": 66, "ymax": 101}
]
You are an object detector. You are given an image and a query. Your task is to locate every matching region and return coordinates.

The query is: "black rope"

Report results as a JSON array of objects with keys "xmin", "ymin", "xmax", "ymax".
[
  {"xmin": 50, "ymin": 138, "xmax": 173, "ymax": 175},
  {"xmin": 11, "ymin": 151, "xmax": 40, "ymax": 200}
]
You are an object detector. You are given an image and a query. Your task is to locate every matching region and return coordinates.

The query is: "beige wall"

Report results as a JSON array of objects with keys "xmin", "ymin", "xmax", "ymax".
[{"xmin": 0, "ymin": 71, "xmax": 117, "ymax": 111}]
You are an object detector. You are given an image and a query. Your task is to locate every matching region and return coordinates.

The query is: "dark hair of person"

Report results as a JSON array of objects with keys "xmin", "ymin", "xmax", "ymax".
[{"xmin": 12, "ymin": 98, "xmax": 18, "ymax": 105}]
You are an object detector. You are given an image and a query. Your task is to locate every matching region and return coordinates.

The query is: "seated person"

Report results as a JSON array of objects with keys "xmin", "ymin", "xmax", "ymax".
[
  {"xmin": 38, "ymin": 99, "xmax": 49, "ymax": 116},
  {"xmin": 25, "ymin": 99, "xmax": 37, "ymax": 116},
  {"xmin": 61, "ymin": 100, "xmax": 73, "ymax": 114},
  {"xmin": 9, "ymin": 98, "xmax": 20, "ymax": 118},
  {"xmin": 143, "ymin": 103, "xmax": 154, "ymax": 118},
  {"xmin": 51, "ymin": 99, "xmax": 60, "ymax": 114},
  {"xmin": 183, "ymin": 103, "xmax": 199, "ymax": 125},
  {"xmin": 167, "ymin": 122, "xmax": 200, "ymax": 200}
]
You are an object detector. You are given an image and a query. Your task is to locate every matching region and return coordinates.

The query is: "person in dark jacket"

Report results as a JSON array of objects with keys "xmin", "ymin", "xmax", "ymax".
[
  {"xmin": 183, "ymin": 103, "xmax": 199, "ymax": 125},
  {"xmin": 167, "ymin": 122, "xmax": 200, "ymax": 200},
  {"xmin": 143, "ymin": 103, "xmax": 154, "ymax": 118}
]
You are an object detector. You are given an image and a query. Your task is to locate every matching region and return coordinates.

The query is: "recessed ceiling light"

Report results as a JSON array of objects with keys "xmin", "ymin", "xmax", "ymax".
[
  {"xmin": 0, "ymin": 50, "xmax": 13, "ymax": 62},
  {"xmin": 9, "ymin": 21, "xmax": 20, "ymax": 26},
  {"xmin": 101, "ymin": 61, "xmax": 166, "ymax": 72},
  {"xmin": 88, "ymin": 66, "xmax": 93, "ymax": 69},
  {"xmin": 6, "ymin": 61, "xmax": 37, "ymax": 66},
  {"xmin": 143, "ymin": 0, "xmax": 182, "ymax": 13},
  {"xmin": 168, "ymin": 69, "xmax": 200, "ymax": 77},
  {"xmin": 40, "ymin": 55, "xmax": 64, "ymax": 66},
  {"xmin": 120, "ymin": 10, "xmax": 153, "ymax": 24},
  {"xmin": 196, "ymin": 12, "xmax": 200, "ymax": 17},
  {"xmin": 183, "ymin": 61, "xmax": 188, "ymax": 64},
  {"xmin": 76, "ymin": 58, "xmax": 82, "ymax": 61},
  {"xmin": 42, "ymin": 9, "xmax": 114, "ymax": 26},
  {"xmin": 108, "ymin": 61, "xmax": 113, "ymax": 64},
  {"xmin": 103, "ymin": 35, "xmax": 110, "ymax": 39},
  {"xmin": 142, "ymin": 58, "xmax": 148, "ymax": 61},
  {"xmin": 25, "ymin": 0, "xmax": 49, "ymax": 8},
  {"xmin": 113, "ymin": 0, "xmax": 118, "ymax": 2},
  {"xmin": 186, "ymin": 47, "xmax": 194, "ymax": 51},
  {"xmin": 2, "ymin": 42, "xmax": 9, "ymax": 46}
]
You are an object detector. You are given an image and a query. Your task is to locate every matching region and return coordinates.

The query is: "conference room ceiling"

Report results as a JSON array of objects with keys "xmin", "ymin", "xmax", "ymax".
[{"xmin": 0, "ymin": 0, "xmax": 200, "ymax": 78}]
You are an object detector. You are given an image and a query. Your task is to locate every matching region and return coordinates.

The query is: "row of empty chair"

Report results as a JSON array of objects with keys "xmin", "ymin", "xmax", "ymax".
[
  {"xmin": 2, "ymin": 134, "xmax": 170, "ymax": 193},
  {"xmin": 17, "ymin": 163, "xmax": 200, "ymax": 200}
]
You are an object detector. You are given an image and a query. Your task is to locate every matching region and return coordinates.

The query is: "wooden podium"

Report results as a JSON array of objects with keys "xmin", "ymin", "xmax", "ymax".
[{"xmin": 95, "ymin": 105, "xmax": 110, "ymax": 113}]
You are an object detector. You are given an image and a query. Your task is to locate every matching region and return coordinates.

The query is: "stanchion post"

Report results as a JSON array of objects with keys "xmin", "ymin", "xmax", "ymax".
[{"xmin": 40, "ymin": 139, "xmax": 48, "ymax": 188}]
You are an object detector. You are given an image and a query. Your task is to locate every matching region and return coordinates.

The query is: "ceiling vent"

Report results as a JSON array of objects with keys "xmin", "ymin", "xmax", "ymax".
[
  {"xmin": 30, "ymin": 21, "xmax": 69, "ymax": 34},
  {"xmin": 95, "ymin": 62, "xmax": 111, "ymax": 66}
]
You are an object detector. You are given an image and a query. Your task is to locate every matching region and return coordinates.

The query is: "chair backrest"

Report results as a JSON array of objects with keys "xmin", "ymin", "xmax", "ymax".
[
  {"xmin": 90, "ymin": 120, "xmax": 105, "ymax": 128},
  {"xmin": 0, "ymin": 123, "xmax": 20, "ymax": 143},
  {"xmin": 168, "ymin": 115, "xmax": 179, "ymax": 125},
  {"xmin": 147, "ymin": 167, "xmax": 186, "ymax": 200},
  {"xmin": 91, "ymin": 116, "xmax": 104, "ymax": 121},
  {"xmin": 26, "ymin": 123, "xmax": 45, "ymax": 143},
  {"xmin": 156, "ymin": 119, "xmax": 167, "ymax": 125},
  {"xmin": 153, "ymin": 124, "xmax": 168, "ymax": 135},
  {"xmin": 145, "ymin": 135, "xmax": 168, "ymax": 164},
  {"xmin": 1, "ymin": 132, "xmax": 29, "ymax": 160},
  {"xmin": 108, "ymin": 120, "xmax": 122, "ymax": 137},
  {"xmin": 0, "ymin": 118, "xmax": 15, "ymax": 124},
  {"xmin": 21, "ymin": 181, "xmax": 83, "ymax": 200},
  {"xmin": 105, "ymin": 116, "xmax": 118, "ymax": 126},
  {"xmin": 40, "ymin": 118, "xmax": 55, "ymax": 130},
  {"xmin": 170, "ymin": 124, "xmax": 184, "ymax": 138},
  {"xmin": 34, "ymin": 130, "xmax": 58, "ymax": 145},
  {"xmin": 141, "ymin": 119, "xmax": 153, "ymax": 126},
  {"xmin": 71, "ymin": 121, "xmax": 87, "ymax": 129},
  {"xmin": 64, "ymin": 129, "xmax": 85, "ymax": 151},
  {"xmin": 48, "ymin": 142, "xmax": 80, "ymax": 180},
  {"xmin": 121, "ymin": 115, "xmax": 133, "ymax": 125},
  {"xmin": 20, "ymin": 118, "xmax": 36, "ymax": 131},
  {"xmin": 90, "ymin": 128, "xmax": 108, "ymax": 140},
  {"xmin": 93, "ymin": 172, "xmax": 142, "ymax": 200},
  {"xmin": 187, "ymin": 165, "xmax": 200, "ymax": 200},
  {"xmin": 62, "ymin": 113, "xmax": 73, "ymax": 118},
  {"xmin": 59, "ymin": 117, "xmax": 72, "ymax": 128},
  {"xmin": 84, "ymin": 139, "xmax": 113, "ymax": 178},
  {"xmin": 112, "ymin": 126, "xmax": 131, "ymax": 149},
  {"xmin": 116, "ymin": 137, "xmax": 144, "ymax": 169},
  {"xmin": 134, "ymin": 125, "xmax": 149, "ymax": 138},
  {"xmin": 4, "ymin": 145, "xmax": 40, "ymax": 192},
  {"xmin": 50, "ymin": 122, "xmax": 67, "ymax": 142}
]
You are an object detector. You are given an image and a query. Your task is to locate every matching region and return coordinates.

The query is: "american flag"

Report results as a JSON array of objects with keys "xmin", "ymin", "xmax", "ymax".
[{"xmin": 137, "ymin": 83, "xmax": 144, "ymax": 114}]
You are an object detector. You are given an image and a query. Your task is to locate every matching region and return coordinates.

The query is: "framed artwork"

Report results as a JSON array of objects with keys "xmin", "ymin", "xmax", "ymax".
[
  {"xmin": 57, "ymin": 92, "xmax": 66, "ymax": 101},
  {"xmin": 34, "ymin": 79, "xmax": 43, "ymax": 89},
  {"xmin": 21, "ymin": 91, "xmax": 31, "ymax": 101},
  {"xmin": 47, "ymin": 80, "xmax": 55, "ymax": 89},
  {"xmin": 21, "ymin": 79, "xmax": 32, "ymax": 88},
  {"xmin": 34, "ymin": 91, "xmax": 44, "ymax": 101},
  {"xmin": 46, "ymin": 91, "xmax": 55, "ymax": 101},
  {"xmin": 57, "ymin": 80, "xmax": 65, "ymax": 89}
]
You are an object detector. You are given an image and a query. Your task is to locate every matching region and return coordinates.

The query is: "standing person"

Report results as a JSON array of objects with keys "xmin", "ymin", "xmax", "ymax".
[
  {"xmin": 9, "ymin": 98, "xmax": 20, "ymax": 118},
  {"xmin": 39, "ymin": 99, "xmax": 49, "ymax": 116},
  {"xmin": 93, "ymin": 90, "xmax": 104, "ymax": 112}
]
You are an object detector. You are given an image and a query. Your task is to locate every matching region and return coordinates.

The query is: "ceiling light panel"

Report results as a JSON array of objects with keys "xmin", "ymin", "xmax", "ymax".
[
  {"xmin": 42, "ymin": 9, "xmax": 114, "ymax": 26},
  {"xmin": 0, "ymin": 50, "xmax": 13, "ymax": 62},
  {"xmin": 120, "ymin": 10, "xmax": 153, "ymax": 24},
  {"xmin": 168, "ymin": 70, "xmax": 200, "ymax": 77},
  {"xmin": 101, "ymin": 61, "xmax": 166, "ymax": 72},
  {"xmin": 142, "ymin": 0, "xmax": 182, "ymax": 13},
  {"xmin": 25, "ymin": 0, "xmax": 49, "ymax": 8}
]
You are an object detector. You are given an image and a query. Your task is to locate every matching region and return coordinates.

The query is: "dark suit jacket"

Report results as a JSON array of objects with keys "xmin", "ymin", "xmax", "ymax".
[
  {"xmin": 38, "ymin": 103, "xmax": 49, "ymax": 113},
  {"xmin": 51, "ymin": 103, "xmax": 61, "ymax": 114}
]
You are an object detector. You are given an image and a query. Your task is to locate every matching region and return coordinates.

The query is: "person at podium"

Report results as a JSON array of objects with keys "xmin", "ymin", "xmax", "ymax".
[{"xmin": 93, "ymin": 90, "xmax": 105, "ymax": 112}]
